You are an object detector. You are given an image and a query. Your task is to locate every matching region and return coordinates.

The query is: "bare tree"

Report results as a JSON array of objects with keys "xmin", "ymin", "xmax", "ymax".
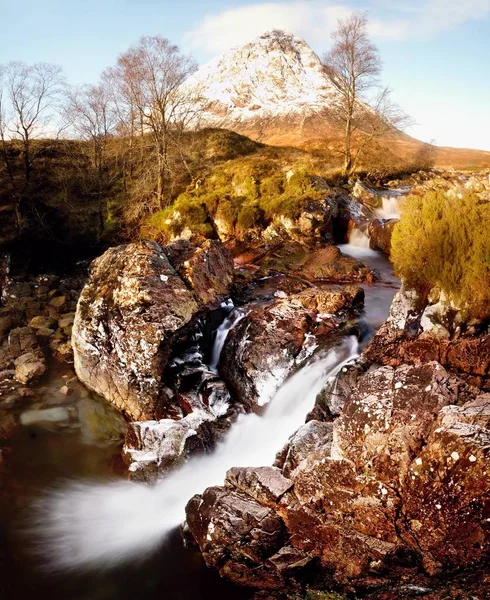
[
  {"xmin": 64, "ymin": 82, "xmax": 118, "ymax": 235},
  {"xmin": 65, "ymin": 83, "xmax": 115, "ymax": 172},
  {"xmin": 323, "ymin": 11, "xmax": 409, "ymax": 174},
  {"xmin": 0, "ymin": 66, "xmax": 21, "ymax": 231},
  {"xmin": 106, "ymin": 35, "xmax": 200, "ymax": 209},
  {"xmin": 3, "ymin": 61, "xmax": 65, "ymax": 183}
]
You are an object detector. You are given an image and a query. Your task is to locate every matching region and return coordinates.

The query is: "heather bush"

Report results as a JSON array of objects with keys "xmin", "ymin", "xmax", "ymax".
[{"xmin": 391, "ymin": 190, "xmax": 490, "ymax": 319}]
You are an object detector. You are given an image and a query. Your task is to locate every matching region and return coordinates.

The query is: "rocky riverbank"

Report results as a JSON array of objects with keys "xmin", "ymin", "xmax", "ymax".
[
  {"xmin": 0, "ymin": 167, "xmax": 489, "ymax": 600},
  {"xmin": 185, "ymin": 285, "xmax": 490, "ymax": 598}
]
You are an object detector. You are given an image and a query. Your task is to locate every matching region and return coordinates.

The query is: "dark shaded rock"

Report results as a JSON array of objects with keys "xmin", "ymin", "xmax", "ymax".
[
  {"xmin": 309, "ymin": 360, "xmax": 366, "ymax": 421},
  {"xmin": 219, "ymin": 288, "xmax": 363, "ymax": 410},
  {"xmin": 186, "ymin": 486, "xmax": 287, "ymax": 589}
]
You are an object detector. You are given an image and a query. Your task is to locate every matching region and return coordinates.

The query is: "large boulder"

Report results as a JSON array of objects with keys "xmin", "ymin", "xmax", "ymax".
[
  {"xmin": 72, "ymin": 240, "xmax": 234, "ymax": 421},
  {"xmin": 219, "ymin": 287, "xmax": 363, "ymax": 409},
  {"xmin": 186, "ymin": 354, "xmax": 489, "ymax": 595}
]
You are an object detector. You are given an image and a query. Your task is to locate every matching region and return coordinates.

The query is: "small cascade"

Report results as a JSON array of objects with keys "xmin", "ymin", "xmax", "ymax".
[
  {"xmin": 32, "ymin": 337, "xmax": 359, "ymax": 571},
  {"xmin": 375, "ymin": 188, "xmax": 409, "ymax": 220},
  {"xmin": 209, "ymin": 309, "xmax": 247, "ymax": 372},
  {"xmin": 348, "ymin": 227, "xmax": 371, "ymax": 248}
]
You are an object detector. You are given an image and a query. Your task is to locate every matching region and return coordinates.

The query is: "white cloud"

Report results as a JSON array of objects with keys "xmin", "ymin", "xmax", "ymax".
[
  {"xmin": 183, "ymin": 0, "xmax": 490, "ymax": 56},
  {"xmin": 183, "ymin": 2, "xmax": 353, "ymax": 56},
  {"xmin": 374, "ymin": 0, "xmax": 490, "ymax": 39}
]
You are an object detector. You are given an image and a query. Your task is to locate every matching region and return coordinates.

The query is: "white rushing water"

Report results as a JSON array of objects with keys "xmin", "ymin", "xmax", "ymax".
[
  {"xmin": 375, "ymin": 188, "xmax": 409, "ymax": 220},
  {"xmin": 33, "ymin": 337, "xmax": 359, "ymax": 571},
  {"xmin": 348, "ymin": 227, "xmax": 371, "ymax": 249},
  {"xmin": 209, "ymin": 309, "xmax": 247, "ymax": 372}
]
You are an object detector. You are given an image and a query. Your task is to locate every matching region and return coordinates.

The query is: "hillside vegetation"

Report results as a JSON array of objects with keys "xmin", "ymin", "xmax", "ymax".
[{"xmin": 1, "ymin": 128, "xmax": 428, "ymax": 256}]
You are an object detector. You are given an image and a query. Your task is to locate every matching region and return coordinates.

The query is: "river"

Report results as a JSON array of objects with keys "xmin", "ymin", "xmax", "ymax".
[{"xmin": 0, "ymin": 247, "xmax": 399, "ymax": 600}]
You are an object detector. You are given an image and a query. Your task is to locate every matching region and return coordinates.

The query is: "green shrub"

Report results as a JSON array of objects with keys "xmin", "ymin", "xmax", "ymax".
[
  {"xmin": 140, "ymin": 193, "xmax": 212, "ymax": 242},
  {"xmin": 391, "ymin": 190, "xmax": 490, "ymax": 319},
  {"xmin": 215, "ymin": 196, "xmax": 243, "ymax": 229},
  {"xmin": 236, "ymin": 203, "xmax": 264, "ymax": 231}
]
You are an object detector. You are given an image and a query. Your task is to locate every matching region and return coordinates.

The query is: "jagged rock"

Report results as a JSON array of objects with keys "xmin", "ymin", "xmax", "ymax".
[
  {"xmin": 332, "ymin": 362, "xmax": 474, "ymax": 484},
  {"xmin": 368, "ymin": 218, "xmax": 397, "ymax": 254},
  {"xmin": 218, "ymin": 300, "xmax": 313, "ymax": 409},
  {"xmin": 174, "ymin": 239, "xmax": 234, "ymax": 306},
  {"xmin": 365, "ymin": 289, "xmax": 490, "ymax": 389},
  {"xmin": 225, "ymin": 466, "xmax": 293, "ymax": 506},
  {"xmin": 278, "ymin": 420, "xmax": 333, "ymax": 478},
  {"xmin": 72, "ymin": 240, "xmax": 233, "ymax": 421},
  {"xmin": 300, "ymin": 246, "xmax": 372, "ymax": 283},
  {"xmin": 186, "ymin": 487, "xmax": 287, "ymax": 589},
  {"xmin": 352, "ymin": 180, "xmax": 384, "ymax": 209}
]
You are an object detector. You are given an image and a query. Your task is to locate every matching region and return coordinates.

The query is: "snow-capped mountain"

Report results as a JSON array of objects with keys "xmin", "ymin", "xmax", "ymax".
[{"xmin": 186, "ymin": 30, "xmax": 338, "ymax": 139}]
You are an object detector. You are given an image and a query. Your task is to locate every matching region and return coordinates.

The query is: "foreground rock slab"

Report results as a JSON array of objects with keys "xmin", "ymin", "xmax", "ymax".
[{"xmin": 186, "ymin": 358, "xmax": 489, "ymax": 594}]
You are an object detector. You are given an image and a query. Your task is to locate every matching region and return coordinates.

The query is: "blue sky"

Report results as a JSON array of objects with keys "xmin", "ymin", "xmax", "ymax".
[{"xmin": 2, "ymin": 0, "xmax": 489, "ymax": 150}]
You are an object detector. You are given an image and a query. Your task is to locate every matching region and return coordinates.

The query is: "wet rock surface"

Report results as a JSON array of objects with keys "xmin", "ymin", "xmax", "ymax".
[
  {"xmin": 219, "ymin": 286, "xmax": 364, "ymax": 410},
  {"xmin": 368, "ymin": 218, "xmax": 397, "ymax": 254},
  {"xmin": 186, "ymin": 288, "xmax": 490, "ymax": 596}
]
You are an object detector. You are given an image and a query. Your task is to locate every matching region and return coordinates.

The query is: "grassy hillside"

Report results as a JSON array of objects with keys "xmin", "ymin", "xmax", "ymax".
[{"xmin": 0, "ymin": 127, "xmax": 432, "ymax": 262}]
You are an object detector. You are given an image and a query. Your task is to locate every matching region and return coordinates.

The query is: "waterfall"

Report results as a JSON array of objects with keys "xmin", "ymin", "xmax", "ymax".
[
  {"xmin": 209, "ymin": 309, "xmax": 247, "ymax": 372},
  {"xmin": 348, "ymin": 227, "xmax": 371, "ymax": 248},
  {"xmin": 375, "ymin": 194, "xmax": 402, "ymax": 220},
  {"xmin": 32, "ymin": 337, "xmax": 359, "ymax": 571}
]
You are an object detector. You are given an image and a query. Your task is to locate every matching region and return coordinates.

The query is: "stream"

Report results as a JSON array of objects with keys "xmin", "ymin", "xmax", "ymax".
[{"xmin": 0, "ymin": 248, "xmax": 399, "ymax": 600}]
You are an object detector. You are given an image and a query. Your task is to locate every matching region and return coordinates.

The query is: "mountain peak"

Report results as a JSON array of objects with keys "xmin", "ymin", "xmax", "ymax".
[{"xmin": 186, "ymin": 30, "xmax": 335, "ymax": 129}]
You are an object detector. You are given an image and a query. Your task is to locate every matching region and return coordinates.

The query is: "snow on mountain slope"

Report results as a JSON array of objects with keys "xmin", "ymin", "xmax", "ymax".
[{"xmin": 185, "ymin": 29, "xmax": 336, "ymax": 127}]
